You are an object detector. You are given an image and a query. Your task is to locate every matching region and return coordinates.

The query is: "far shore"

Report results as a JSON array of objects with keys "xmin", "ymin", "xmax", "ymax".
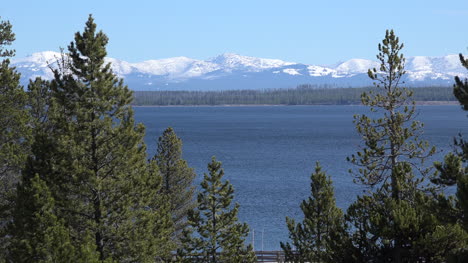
[{"xmin": 132, "ymin": 101, "xmax": 459, "ymax": 107}]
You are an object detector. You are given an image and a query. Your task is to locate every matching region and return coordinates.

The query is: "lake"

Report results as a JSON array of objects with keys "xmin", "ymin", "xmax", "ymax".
[{"xmin": 134, "ymin": 105, "xmax": 468, "ymax": 251}]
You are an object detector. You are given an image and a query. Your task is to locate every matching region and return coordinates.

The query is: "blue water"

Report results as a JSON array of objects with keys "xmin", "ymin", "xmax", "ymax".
[{"xmin": 134, "ymin": 105, "xmax": 468, "ymax": 251}]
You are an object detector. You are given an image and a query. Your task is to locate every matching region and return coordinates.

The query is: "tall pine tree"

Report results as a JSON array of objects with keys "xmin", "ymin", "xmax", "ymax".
[
  {"xmin": 154, "ymin": 127, "xmax": 196, "ymax": 244},
  {"xmin": 346, "ymin": 30, "xmax": 439, "ymax": 262},
  {"xmin": 0, "ymin": 17, "xmax": 31, "ymax": 261},
  {"xmin": 280, "ymin": 162, "xmax": 349, "ymax": 263},
  {"xmin": 178, "ymin": 157, "xmax": 256, "ymax": 263},
  {"xmin": 452, "ymin": 53, "xmax": 468, "ymax": 232},
  {"xmin": 23, "ymin": 15, "xmax": 173, "ymax": 261},
  {"xmin": 0, "ymin": 18, "xmax": 30, "ymax": 180},
  {"xmin": 9, "ymin": 174, "xmax": 102, "ymax": 262},
  {"xmin": 27, "ymin": 77, "xmax": 51, "ymax": 127},
  {"xmin": 454, "ymin": 53, "xmax": 468, "ymax": 110},
  {"xmin": 429, "ymin": 52, "xmax": 468, "ymax": 261}
]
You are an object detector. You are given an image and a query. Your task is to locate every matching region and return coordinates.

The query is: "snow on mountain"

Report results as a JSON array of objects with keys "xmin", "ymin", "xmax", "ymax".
[
  {"xmin": 13, "ymin": 51, "xmax": 61, "ymax": 66},
  {"xmin": 405, "ymin": 55, "xmax": 467, "ymax": 81},
  {"xmin": 133, "ymin": 57, "xmax": 196, "ymax": 76},
  {"xmin": 105, "ymin": 56, "xmax": 223, "ymax": 79},
  {"xmin": 105, "ymin": 57, "xmax": 134, "ymax": 75},
  {"xmin": 408, "ymin": 56, "xmax": 433, "ymax": 71},
  {"xmin": 283, "ymin": 68, "xmax": 302, "ymax": 75},
  {"xmin": 12, "ymin": 51, "xmax": 61, "ymax": 80},
  {"xmin": 11, "ymin": 51, "xmax": 468, "ymax": 90},
  {"xmin": 335, "ymin": 59, "xmax": 380, "ymax": 75},
  {"xmin": 208, "ymin": 53, "xmax": 294, "ymax": 72},
  {"xmin": 307, "ymin": 65, "xmax": 335, "ymax": 77}
]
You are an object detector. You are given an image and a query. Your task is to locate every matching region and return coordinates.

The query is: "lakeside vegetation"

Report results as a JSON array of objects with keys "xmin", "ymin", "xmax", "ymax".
[
  {"xmin": 133, "ymin": 85, "xmax": 456, "ymax": 106},
  {"xmin": 2, "ymin": 15, "xmax": 468, "ymax": 263}
]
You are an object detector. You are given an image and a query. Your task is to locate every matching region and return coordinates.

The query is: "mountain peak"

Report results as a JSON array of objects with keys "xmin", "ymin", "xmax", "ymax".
[
  {"xmin": 13, "ymin": 51, "xmax": 61, "ymax": 66},
  {"xmin": 208, "ymin": 53, "xmax": 294, "ymax": 71},
  {"xmin": 208, "ymin": 53, "xmax": 251, "ymax": 64},
  {"xmin": 11, "ymin": 52, "xmax": 468, "ymax": 90},
  {"xmin": 335, "ymin": 59, "xmax": 380, "ymax": 74}
]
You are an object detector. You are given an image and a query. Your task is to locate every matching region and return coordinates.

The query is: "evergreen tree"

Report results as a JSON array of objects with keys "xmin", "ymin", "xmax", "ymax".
[
  {"xmin": 429, "ymin": 52, "xmax": 468, "ymax": 261},
  {"xmin": 346, "ymin": 30, "xmax": 438, "ymax": 262},
  {"xmin": 0, "ymin": 18, "xmax": 15, "ymax": 58},
  {"xmin": 454, "ymin": 54, "xmax": 468, "ymax": 110},
  {"xmin": 0, "ymin": 17, "xmax": 30, "ymax": 181},
  {"xmin": 9, "ymin": 174, "xmax": 87, "ymax": 262},
  {"xmin": 153, "ymin": 127, "xmax": 196, "ymax": 243},
  {"xmin": 0, "ymin": 17, "xmax": 31, "ymax": 261},
  {"xmin": 27, "ymin": 77, "xmax": 51, "ymax": 126},
  {"xmin": 280, "ymin": 162, "xmax": 349, "ymax": 263},
  {"xmin": 23, "ymin": 15, "xmax": 173, "ymax": 261},
  {"xmin": 451, "ymin": 53, "xmax": 468, "ymax": 232},
  {"xmin": 178, "ymin": 157, "xmax": 256, "ymax": 263}
]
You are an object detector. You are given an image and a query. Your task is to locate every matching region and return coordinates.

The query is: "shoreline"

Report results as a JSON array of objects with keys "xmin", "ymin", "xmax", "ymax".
[{"xmin": 132, "ymin": 101, "xmax": 459, "ymax": 107}]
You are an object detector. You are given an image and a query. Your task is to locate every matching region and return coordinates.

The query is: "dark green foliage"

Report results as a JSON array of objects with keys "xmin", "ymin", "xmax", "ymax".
[
  {"xmin": 458, "ymin": 173, "xmax": 468, "ymax": 229},
  {"xmin": 415, "ymin": 224, "xmax": 468, "ymax": 262},
  {"xmin": 27, "ymin": 77, "xmax": 51, "ymax": 126},
  {"xmin": 348, "ymin": 30, "xmax": 435, "ymax": 192},
  {"xmin": 428, "ymin": 50, "xmax": 468, "ymax": 262},
  {"xmin": 0, "ymin": 17, "xmax": 31, "ymax": 261},
  {"xmin": 347, "ymin": 178, "xmax": 467, "ymax": 262},
  {"xmin": 346, "ymin": 30, "xmax": 446, "ymax": 262},
  {"xmin": 280, "ymin": 162, "xmax": 349, "ymax": 263},
  {"xmin": 132, "ymin": 86, "xmax": 455, "ymax": 106},
  {"xmin": 349, "ymin": 29, "xmax": 435, "ymax": 198},
  {"xmin": 22, "ymin": 15, "xmax": 173, "ymax": 261},
  {"xmin": 454, "ymin": 54, "xmax": 468, "ymax": 110},
  {"xmin": 74, "ymin": 232, "xmax": 109, "ymax": 263},
  {"xmin": 179, "ymin": 157, "xmax": 256, "ymax": 263},
  {"xmin": 452, "ymin": 54, "xmax": 468, "ymax": 231},
  {"xmin": 0, "ymin": 59, "xmax": 30, "ymax": 179},
  {"xmin": 9, "ymin": 174, "xmax": 81, "ymax": 262},
  {"xmin": 433, "ymin": 153, "xmax": 464, "ymax": 186},
  {"xmin": 0, "ymin": 18, "xmax": 15, "ymax": 58},
  {"xmin": 146, "ymin": 161, "xmax": 176, "ymax": 262},
  {"xmin": 9, "ymin": 173, "xmax": 104, "ymax": 262},
  {"xmin": 345, "ymin": 194, "xmax": 381, "ymax": 261},
  {"xmin": 154, "ymin": 127, "xmax": 196, "ymax": 243}
]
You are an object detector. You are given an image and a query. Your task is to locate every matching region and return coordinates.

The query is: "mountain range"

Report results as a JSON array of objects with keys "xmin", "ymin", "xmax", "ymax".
[{"xmin": 11, "ymin": 51, "xmax": 468, "ymax": 91}]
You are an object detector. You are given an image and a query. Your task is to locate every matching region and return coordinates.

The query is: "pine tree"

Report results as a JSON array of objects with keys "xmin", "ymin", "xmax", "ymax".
[
  {"xmin": 146, "ymin": 160, "xmax": 176, "ymax": 262},
  {"xmin": 9, "ymin": 174, "xmax": 105, "ymax": 262},
  {"xmin": 154, "ymin": 127, "xmax": 196, "ymax": 244},
  {"xmin": 452, "ymin": 53, "xmax": 468, "ymax": 232},
  {"xmin": 280, "ymin": 162, "xmax": 349, "ymax": 263},
  {"xmin": 178, "ymin": 157, "xmax": 256, "ymax": 263},
  {"xmin": 454, "ymin": 54, "xmax": 468, "ymax": 110},
  {"xmin": 0, "ymin": 18, "xmax": 15, "ymax": 58},
  {"xmin": 27, "ymin": 77, "xmax": 51, "ymax": 126},
  {"xmin": 0, "ymin": 17, "xmax": 31, "ymax": 261},
  {"xmin": 429, "ymin": 52, "xmax": 468, "ymax": 261},
  {"xmin": 75, "ymin": 232, "xmax": 108, "ymax": 263},
  {"xmin": 346, "ymin": 30, "xmax": 438, "ymax": 262},
  {"xmin": 23, "ymin": 15, "xmax": 173, "ymax": 261},
  {"xmin": 0, "ymin": 17, "xmax": 30, "ymax": 181},
  {"xmin": 9, "ymin": 174, "xmax": 81, "ymax": 262}
]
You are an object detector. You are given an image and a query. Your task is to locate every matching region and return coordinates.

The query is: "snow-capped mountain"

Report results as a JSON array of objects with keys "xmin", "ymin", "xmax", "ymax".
[{"xmin": 12, "ymin": 51, "xmax": 468, "ymax": 90}]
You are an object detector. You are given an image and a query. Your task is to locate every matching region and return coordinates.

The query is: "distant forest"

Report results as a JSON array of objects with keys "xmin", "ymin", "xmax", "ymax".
[
  {"xmin": 5, "ymin": 13, "xmax": 468, "ymax": 262},
  {"xmin": 132, "ymin": 85, "xmax": 457, "ymax": 106}
]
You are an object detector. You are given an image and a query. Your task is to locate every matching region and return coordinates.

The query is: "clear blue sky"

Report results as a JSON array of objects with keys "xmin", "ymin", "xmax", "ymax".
[{"xmin": 3, "ymin": 0, "xmax": 468, "ymax": 65}]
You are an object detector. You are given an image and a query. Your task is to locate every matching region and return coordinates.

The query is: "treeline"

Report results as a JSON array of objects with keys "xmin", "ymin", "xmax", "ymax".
[
  {"xmin": 2, "ymin": 15, "xmax": 468, "ymax": 263},
  {"xmin": 0, "ymin": 16, "xmax": 255, "ymax": 262},
  {"xmin": 133, "ymin": 85, "xmax": 456, "ymax": 106}
]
